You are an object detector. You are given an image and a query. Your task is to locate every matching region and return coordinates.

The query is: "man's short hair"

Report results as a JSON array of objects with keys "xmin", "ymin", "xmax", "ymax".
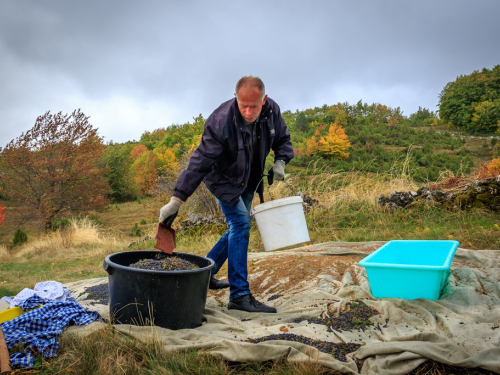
[{"xmin": 235, "ymin": 76, "xmax": 266, "ymax": 100}]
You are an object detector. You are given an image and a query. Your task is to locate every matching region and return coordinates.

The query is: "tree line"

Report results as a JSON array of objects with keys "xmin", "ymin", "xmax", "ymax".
[
  {"xmin": 1, "ymin": 65, "xmax": 500, "ymax": 231},
  {"xmin": 439, "ymin": 65, "xmax": 500, "ymax": 134}
]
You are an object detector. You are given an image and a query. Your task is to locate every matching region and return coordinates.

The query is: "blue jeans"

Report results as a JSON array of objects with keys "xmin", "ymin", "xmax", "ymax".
[{"xmin": 206, "ymin": 190, "xmax": 254, "ymax": 300}]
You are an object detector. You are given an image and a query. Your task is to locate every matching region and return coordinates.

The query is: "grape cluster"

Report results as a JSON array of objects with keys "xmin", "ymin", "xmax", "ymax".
[{"xmin": 129, "ymin": 256, "xmax": 198, "ymax": 271}]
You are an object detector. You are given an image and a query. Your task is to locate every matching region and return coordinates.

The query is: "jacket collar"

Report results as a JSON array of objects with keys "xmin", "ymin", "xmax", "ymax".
[
  {"xmin": 258, "ymin": 99, "xmax": 273, "ymax": 124},
  {"xmin": 232, "ymin": 97, "xmax": 273, "ymax": 126}
]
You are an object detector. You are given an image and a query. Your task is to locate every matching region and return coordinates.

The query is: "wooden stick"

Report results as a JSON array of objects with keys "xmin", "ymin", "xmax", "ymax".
[{"xmin": 0, "ymin": 326, "xmax": 11, "ymax": 374}]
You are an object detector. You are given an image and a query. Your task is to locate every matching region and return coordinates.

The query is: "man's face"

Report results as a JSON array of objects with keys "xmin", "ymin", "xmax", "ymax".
[{"xmin": 235, "ymin": 86, "xmax": 267, "ymax": 123}]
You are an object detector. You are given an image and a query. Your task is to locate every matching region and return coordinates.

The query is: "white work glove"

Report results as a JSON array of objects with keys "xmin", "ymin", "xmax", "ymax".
[
  {"xmin": 273, "ymin": 160, "xmax": 285, "ymax": 181},
  {"xmin": 159, "ymin": 197, "xmax": 183, "ymax": 227}
]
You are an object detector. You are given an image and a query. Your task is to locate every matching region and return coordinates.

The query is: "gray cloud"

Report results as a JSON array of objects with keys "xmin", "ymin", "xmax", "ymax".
[{"xmin": 1, "ymin": 0, "xmax": 499, "ymax": 146}]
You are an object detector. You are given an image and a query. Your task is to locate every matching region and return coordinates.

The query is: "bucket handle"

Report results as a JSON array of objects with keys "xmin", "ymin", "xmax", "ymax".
[
  {"xmin": 102, "ymin": 261, "xmax": 114, "ymax": 275},
  {"xmin": 252, "ymin": 168, "xmax": 291, "ymax": 212},
  {"xmin": 251, "ymin": 176, "xmax": 266, "ymax": 214}
]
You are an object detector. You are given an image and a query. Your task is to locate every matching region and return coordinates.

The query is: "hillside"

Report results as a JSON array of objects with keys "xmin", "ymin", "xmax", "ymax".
[{"xmin": 1, "ymin": 100, "xmax": 499, "ymax": 247}]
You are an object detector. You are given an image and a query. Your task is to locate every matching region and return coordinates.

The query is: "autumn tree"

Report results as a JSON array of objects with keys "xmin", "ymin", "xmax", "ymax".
[
  {"xmin": 131, "ymin": 150, "xmax": 160, "ymax": 195},
  {"xmin": 302, "ymin": 120, "xmax": 350, "ymax": 159},
  {"xmin": 470, "ymin": 100, "xmax": 500, "ymax": 133},
  {"xmin": 0, "ymin": 110, "xmax": 110, "ymax": 230},
  {"xmin": 318, "ymin": 120, "xmax": 350, "ymax": 158},
  {"xmin": 304, "ymin": 135, "xmax": 320, "ymax": 156},
  {"xmin": 475, "ymin": 158, "xmax": 500, "ymax": 179},
  {"xmin": 154, "ymin": 145, "xmax": 180, "ymax": 178},
  {"xmin": 130, "ymin": 144, "xmax": 148, "ymax": 160},
  {"xmin": 0, "ymin": 205, "xmax": 5, "ymax": 227}
]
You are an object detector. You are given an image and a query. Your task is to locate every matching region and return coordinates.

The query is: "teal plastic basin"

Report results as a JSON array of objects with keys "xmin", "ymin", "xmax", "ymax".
[{"xmin": 358, "ymin": 240, "xmax": 459, "ymax": 300}]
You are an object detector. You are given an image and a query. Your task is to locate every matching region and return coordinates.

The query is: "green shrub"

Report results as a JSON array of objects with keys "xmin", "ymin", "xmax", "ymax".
[
  {"xmin": 494, "ymin": 142, "xmax": 500, "ymax": 158},
  {"xmin": 52, "ymin": 217, "xmax": 71, "ymax": 231},
  {"xmin": 139, "ymin": 218, "xmax": 147, "ymax": 225},
  {"xmin": 13, "ymin": 228, "xmax": 28, "ymax": 246},
  {"xmin": 130, "ymin": 223, "xmax": 143, "ymax": 237},
  {"xmin": 87, "ymin": 214, "xmax": 102, "ymax": 226}
]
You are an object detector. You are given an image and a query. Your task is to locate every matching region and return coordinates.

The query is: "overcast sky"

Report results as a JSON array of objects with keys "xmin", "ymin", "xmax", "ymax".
[{"xmin": 1, "ymin": 1, "xmax": 499, "ymax": 147}]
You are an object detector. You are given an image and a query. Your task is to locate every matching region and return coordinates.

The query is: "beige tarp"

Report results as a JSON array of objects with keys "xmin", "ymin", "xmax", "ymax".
[{"xmin": 5, "ymin": 242, "xmax": 500, "ymax": 374}]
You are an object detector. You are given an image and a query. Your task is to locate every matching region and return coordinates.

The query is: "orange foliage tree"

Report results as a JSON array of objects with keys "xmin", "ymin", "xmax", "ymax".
[
  {"xmin": 0, "ymin": 205, "xmax": 5, "ymax": 227},
  {"xmin": 303, "ymin": 120, "xmax": 350, "ymax": 159},
  {"xmin": 0, "ymin": 110, "xmax": 110, "ymax": 230},
  {"xmin": 319, "ymin": 120, "xmax": 351, "ymax": 158},
  {"xmin": 155, "ymin": 146, "xmax": 180, "ymax": 177},
  {"xmin": 489, "ymin": 158, "xmax": 500, "ymax": 175},
  {"xmin": 132, "ymin": 150, "xmax": 160, "ymax": 195},
  {"xmin": 130, "ymin": 144, "xmax": 148, "ymax": 160},
  {"xmin": 304, "ymin": 136, "xmax": 320, "ymax": 156},
  {"xmin": 475, "ymin": 158, "xmax": 500, "ymax": 179}
]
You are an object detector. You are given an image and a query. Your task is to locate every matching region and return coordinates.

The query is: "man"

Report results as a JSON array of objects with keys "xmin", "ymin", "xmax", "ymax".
[{"xmin": 159, "ymin": 76, "xmax": 293, "ymax": 313}]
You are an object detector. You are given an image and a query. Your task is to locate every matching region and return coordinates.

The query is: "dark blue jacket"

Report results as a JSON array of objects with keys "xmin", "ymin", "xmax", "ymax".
[{"xmin": 174, "ymin": 97, "xmax": 294, "ymax": 206}]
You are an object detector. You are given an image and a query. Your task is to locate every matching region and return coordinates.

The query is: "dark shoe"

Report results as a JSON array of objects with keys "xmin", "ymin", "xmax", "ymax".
[
  {"xmin": 209, "ymin": 278, "xmax": 230, "ymax": 290},
  {"xmin": 228, "ymin": 294, "xmax": 277, "ymax": 313}
]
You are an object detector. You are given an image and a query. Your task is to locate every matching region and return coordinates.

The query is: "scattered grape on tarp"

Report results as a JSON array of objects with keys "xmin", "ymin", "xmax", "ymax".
[
  {"xmin": 247, "ymin": 333, "xmax": 361, "ymax": 362},
  {"xmin": 293, "ymin": 300, "xmax": 380, "ymax": 332},
  {"xmin": 83, "ymin": 283, "xmax": 109, "ymax": 305},
  {"xmin": 267, "ymin": 294, "xmax": 281, "ymax": 301}
]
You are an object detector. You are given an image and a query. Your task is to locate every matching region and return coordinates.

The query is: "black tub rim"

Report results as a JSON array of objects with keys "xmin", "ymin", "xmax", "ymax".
[{"xmin": 104, "ymin": 250, "xmax": 215, "ymax": 275}]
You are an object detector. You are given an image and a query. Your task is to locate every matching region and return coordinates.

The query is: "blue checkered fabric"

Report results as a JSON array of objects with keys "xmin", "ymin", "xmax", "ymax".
[{"xmin": 0, "ymin": 295, "xmax": 102, "ymax": 368}]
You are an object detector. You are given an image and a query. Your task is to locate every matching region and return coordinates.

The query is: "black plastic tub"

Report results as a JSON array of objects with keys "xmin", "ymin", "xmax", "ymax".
[{"xmin": 103, "ymin": 250, "xmax": 215, "ymax": 330}]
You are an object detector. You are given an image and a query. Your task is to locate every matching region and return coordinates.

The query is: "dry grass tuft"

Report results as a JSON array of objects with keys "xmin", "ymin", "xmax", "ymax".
[
  {"xmin": 265, "ymin": 170, "xmax": 418, "ymax": 210},
  {"xmin": 336, "ymin": 174, "xmax": 417, "ymax": 206},
  {"xmin": 55, "ymin": 325, "xmax": 229, "ymax": 375},
  {"xmin": 54, "ymin": 324, "xmax": 343, "ymax": 375},
  {"xmin": 14, "ymin": 218, "xmax": 128, "ymax": 260},
  {"xmin": 263, "ymin": 151, "xmax": 419, "ymax": 211},
  {"xmin": 57, "ymin": 326, "xmax": 148, "ymax": 375},
  {"xmin": 0, "ymin": 244, "xmax": 10, "ymax": 262}
]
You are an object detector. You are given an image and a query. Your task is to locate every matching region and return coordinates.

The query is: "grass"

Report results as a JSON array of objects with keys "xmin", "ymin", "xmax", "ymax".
[
  {"xmin": 32, "ymin": 324, "xmax": 338, "ymax": 375},
  {"xmin": 0, "ymin": 199, "xmax": 159, "ymax": 246},
  {"xmin": 1, "ymin": 169, "xmax": 499, "ymax": 374},
  {"xmin": 307, "ymin": 202, "xmax": 500, "ymax": 248},
  {"xmin": 0, "ymin": 218, "xmax": 128, "ymax": 297},
  {"xmin": 402, "ymin": 124, "xmax": 495, "ymax": 168}
]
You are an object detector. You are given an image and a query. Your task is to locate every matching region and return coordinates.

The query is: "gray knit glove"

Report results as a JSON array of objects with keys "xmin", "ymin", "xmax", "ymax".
[
  {"xmin": 159, "ymin": 197, "xmax": 182, "ymax": 227},
  {"xmin": 273, "ymin": 160, "xmax": 285, "ymax": 181}
]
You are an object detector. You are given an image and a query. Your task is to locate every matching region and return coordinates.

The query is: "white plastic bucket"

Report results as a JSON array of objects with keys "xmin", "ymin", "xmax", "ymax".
[{"xmin": 251, "ymin": 196, "xmax": 310, "ymax": 252}]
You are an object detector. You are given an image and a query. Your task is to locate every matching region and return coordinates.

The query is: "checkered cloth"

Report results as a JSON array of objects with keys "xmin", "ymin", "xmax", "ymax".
[{"xmin": 1, "ymin": 295, "xmax": 102, "ymax": 368}]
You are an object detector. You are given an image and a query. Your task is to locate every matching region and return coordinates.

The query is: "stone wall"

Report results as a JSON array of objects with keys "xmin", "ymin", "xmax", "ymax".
[{"xmin": 378, "ymin": 176, "xmax": 500, "ymax": 211}]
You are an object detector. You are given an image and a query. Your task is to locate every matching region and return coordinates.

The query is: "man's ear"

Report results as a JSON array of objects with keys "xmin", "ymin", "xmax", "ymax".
[{"xmin": 262, "ymin": 94, "xmax": 268, "ymax": 105}]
